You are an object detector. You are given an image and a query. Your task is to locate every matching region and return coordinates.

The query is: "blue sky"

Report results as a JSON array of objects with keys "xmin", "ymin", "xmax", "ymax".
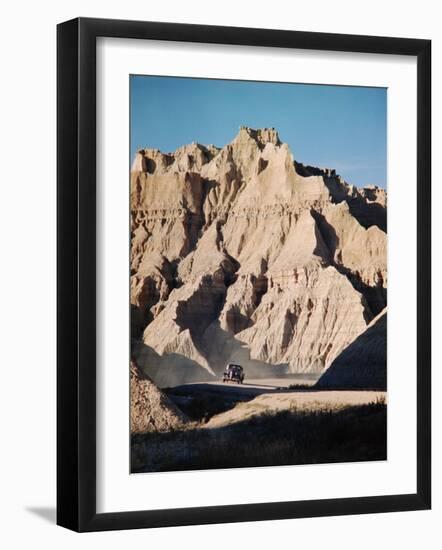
[{"xmin": 130, "ymin": 75, "xmax": 387, "ymax": 188}]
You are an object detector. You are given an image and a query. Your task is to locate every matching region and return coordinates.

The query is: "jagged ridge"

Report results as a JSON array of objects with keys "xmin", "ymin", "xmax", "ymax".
[{"xmin": 130, "ymin": 127, "xmax": 387, "ymax": 385}]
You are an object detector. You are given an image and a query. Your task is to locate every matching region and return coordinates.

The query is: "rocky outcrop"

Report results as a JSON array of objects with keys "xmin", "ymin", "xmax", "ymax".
[
  {"xmin": 313, "ymin": 202, "xmax": 387, "ymax": 315},
  {"xmin": 130, "ymin": 360, "xmax": 188, "ymax": 434},
  {"xmin": 130, "ymin": 127, "xmax": 387, "ymax": 385},
  {"xmin": 236, "ymin": 266, "xmax": 369, "ymax": 373},
  {"xmin": 315, "ymin": 310, "xmax": 387, "ymax": 390}
]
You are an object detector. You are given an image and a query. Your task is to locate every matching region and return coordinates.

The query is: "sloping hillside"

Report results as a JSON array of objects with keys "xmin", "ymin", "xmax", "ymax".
[
  {"xmin": 315, "ymin": 310, "xmax": 387, "ymax": 390},
  {"xmin": 130, "ymin": 360, "xmax": 189, "ymax": 434}
]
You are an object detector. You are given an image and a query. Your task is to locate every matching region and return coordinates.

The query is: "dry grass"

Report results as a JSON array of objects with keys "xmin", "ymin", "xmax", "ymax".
[{"xmin": 131, "ymin": 401, "xmax": 387, "ymax": 473}]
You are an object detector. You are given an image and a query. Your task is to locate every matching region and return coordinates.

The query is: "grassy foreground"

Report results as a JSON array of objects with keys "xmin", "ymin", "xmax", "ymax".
[{"xmin": 131, "ymin": 402, "xmax": 387, "ymax": 473}]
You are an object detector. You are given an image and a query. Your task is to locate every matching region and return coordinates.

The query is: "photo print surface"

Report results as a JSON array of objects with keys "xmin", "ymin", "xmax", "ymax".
[{"xmin": 129, "ymin": 75, "xmax": 387, "ymax": 473}]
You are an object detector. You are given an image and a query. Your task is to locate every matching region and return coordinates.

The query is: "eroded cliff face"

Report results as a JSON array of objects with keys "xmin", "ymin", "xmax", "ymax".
[{"xmin": 130, "ymin": 127, "xmax": 387, "ymax": 384}]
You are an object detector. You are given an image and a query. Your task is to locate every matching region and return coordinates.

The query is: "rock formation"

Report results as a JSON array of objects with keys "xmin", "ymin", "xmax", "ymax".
[
  {"xmin": 130, "ymin": 127, "xmax": 387, "ymax": 385},
  {"xmin": 315, "ymin": 309, "xmax": 387, "ymax": 390},
  {"xmin": 130, "ymin": 360, "xmax": 188, "ymax": 434}
]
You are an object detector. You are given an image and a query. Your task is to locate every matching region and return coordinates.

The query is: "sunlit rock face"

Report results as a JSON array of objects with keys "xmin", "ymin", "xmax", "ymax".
[{"xmin": 130, "ymin": 127, "xmax": 387, "ymax": 385}]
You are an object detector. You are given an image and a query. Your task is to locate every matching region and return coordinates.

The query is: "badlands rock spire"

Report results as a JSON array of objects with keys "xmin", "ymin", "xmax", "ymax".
[{"xmin": 130, "ymin": 127, "xmax": 387, "ymax": 385}]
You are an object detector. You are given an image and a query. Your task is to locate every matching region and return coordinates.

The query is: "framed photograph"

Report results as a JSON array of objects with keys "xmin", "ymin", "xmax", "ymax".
[{"xmin": 57, "ymin": 17, "xmax": 431, "ymax": 532}]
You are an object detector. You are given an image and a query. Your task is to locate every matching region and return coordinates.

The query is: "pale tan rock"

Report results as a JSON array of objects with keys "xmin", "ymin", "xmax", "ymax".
[
  {"xmin": 236, "ymin": 266, "xmax": 369, "ymax": 372},
  {"xmin": 142, "ymin": 273, "xmax": 226, "ymax": 375},
  {"xmin": 315, "ymin": 201, "xmax": 387, "ymax": 314},
  {"xmin": 360, "ymin": 185, "xmax": 387, "ymax": 208},
  {"xmin": 130, "ymin": 127, "xmax": 387, "ymax": 385},
  {"xmin": 320, "ymin": 201, "xmax": 387, "ymax": 287},
  {"xmin": 219, "ymin": 273, "xmax": 267, "ymax": 334},
  {"xmin": 130, "ymin": 360, "xmax": 188, "ymax": 434}
]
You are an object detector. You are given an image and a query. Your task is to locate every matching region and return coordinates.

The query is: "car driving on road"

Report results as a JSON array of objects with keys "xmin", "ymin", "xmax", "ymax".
[{"xmin": 223, "ymin": 363, "xmax": 245, "ymax": 384}]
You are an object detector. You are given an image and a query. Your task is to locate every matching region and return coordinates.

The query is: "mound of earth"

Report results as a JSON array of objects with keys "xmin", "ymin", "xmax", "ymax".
[
  {"xmin": 204, "ymin": 389, "xmax": 386, "ymax": 429},
  {"xmin": 130, "ymin": 361, "xmax": 188, "ymax": 434},
  {"xmin": 315, "ymin": 310, "xmax": 387, "ymax": 390}
]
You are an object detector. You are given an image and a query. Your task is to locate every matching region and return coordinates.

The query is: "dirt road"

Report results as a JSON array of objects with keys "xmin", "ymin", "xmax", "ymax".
[
  {"xmin": 169, "ymin": 375, "xmax": 318, "ymax": 398},
  {"xmin": 170, "ymin": 381, "xmax": 279, "ymax": 399},
  {"xmin": 166, "ymin": 378, "xmax": 386, "ymax": 428}
]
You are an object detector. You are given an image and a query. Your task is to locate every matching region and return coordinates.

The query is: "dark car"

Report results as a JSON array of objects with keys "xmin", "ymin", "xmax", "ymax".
[{"xmin": 223, "ymin": 363, "xmax": 245, "ymax": 384}]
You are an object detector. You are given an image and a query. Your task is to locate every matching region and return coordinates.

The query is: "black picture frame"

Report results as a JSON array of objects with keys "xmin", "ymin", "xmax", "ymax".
[{"xmin": 57, "ymin": 17, "xmax": 431, "ymax": 532}]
